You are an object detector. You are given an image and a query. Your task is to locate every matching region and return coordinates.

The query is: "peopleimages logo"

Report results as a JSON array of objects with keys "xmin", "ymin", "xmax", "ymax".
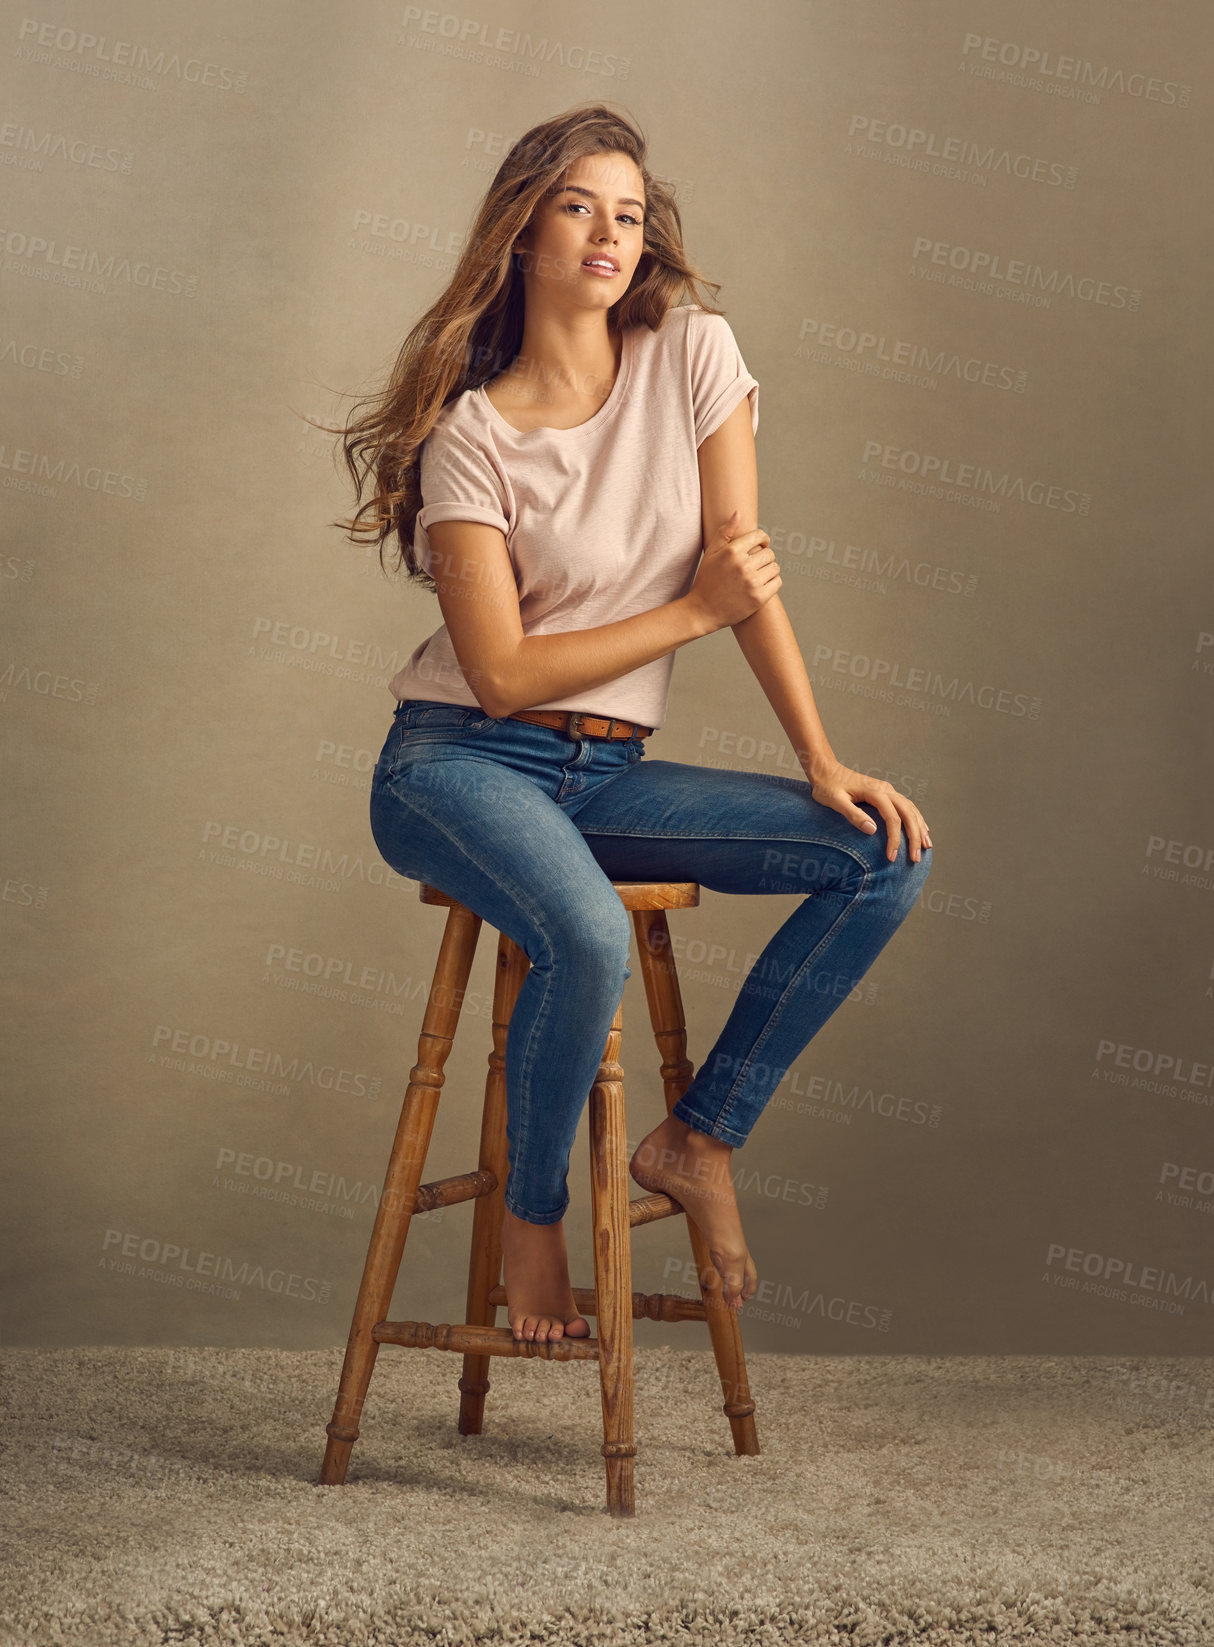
[
  {"xmin": 0, "ymin": 662, "xmax": 100, "ymax": 703},
  {"xmin": 910, "ymin": 235, "xmax": 1141, "ymax": 312},
  {"xmin": 1158, "ymin": 1161, "xmax": 1214, "ymax": 1213},
  {"xmin": 0, "ymin": 338, "xmax": 82, "ymax": 377},
  {"xmin": 1093, "ymin": 1037, "xmax": 1214, "ymax": 1103},
  {"xmin": 216, "ymin": 1148, "xmax": 381, "ymax": 1210},
  {"xmin": 101, "ymin": 1229, "xmax": 329, "ymax": 1303},
  {"xmin": 0, "ymin": 441, "xmax": 146, "ymax": 499},
  {"xmin": 810, "ymin": 644, "xmax": 1042, "ymax": 720},
  {"xmin": 1144, "ymin": 834, "xmax": 1214, "ymax": 892},
  {"xmin": 397, "ymin": 8, "xmax": 630, "ymax": 78},
  {"xmin": 200, "ymin": 819, "xmax": 411, "ymax": 894},
  {"xmin": 1044, "ymin": 1242, "xmax": 1211, "ymax": 1313},
  {"xmin": 149, "ymin": 1024, "xmax": 381, "ymax": 1100},
  {"xmin": 0, "ymin": 121, "xmax": 134, "ymax": 174},
  {"xmin": 248, "ymin": 616, "xmax": 411, "ymax": 692},
  {"xmin": 0, "ymin": 226, "xmax": 198, "ymax": 295},
  {"xmin": 847, "ymin": 113, "xmax": 1074, "ymax": 189},
  {"xmin": 959, "ymin": 34, "xmax": 1189, "ymax": 107},
  {"xmin": 796, "ymin": 316, "xmax": 1026, "ymax": 393},
  {"xmin": 859, "ymin": 440, "xmax": 1089, "ymax": 513},
  {"xmin": 662, "ymin": 1257, "xmax": 893, "ymax": 1332},
  {"xmin": 15, "ymin": 19, "xmax": 249, "ymax": 93}
]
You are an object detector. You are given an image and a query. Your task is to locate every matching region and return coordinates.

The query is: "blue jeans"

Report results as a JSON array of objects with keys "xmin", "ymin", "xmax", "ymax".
[{"xmin": 369, "ymin": 700, "xmax": 932, "ymax": 1225}]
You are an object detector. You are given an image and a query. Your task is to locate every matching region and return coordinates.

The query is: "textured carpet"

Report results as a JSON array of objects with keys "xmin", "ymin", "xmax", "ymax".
[{"xmin": 1, "ymin": 1346, "xmax": 1211, "ymax": 1645}]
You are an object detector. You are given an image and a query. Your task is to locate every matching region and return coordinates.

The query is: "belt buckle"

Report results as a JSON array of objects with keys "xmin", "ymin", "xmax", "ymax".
[{"xmin": 568, "ymin": 712, "xmax": 621, "ymax": 740}]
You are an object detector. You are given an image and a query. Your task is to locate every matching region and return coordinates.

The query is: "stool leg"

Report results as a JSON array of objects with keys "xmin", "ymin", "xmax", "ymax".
[
  {"xmin": 589, "ymin": 997, "xmax": 637, "ymax": 1518},
  {"xmin": 320, "ymin": 900, "xmax": 483, "ymax": 1485},
  {"xmin": 632, "ymin": 909, "xmax": 761, "ymax": 1457},
  {"xmin": 457, "ymin": 931, "xmax": 529, "ymax": 1435}
]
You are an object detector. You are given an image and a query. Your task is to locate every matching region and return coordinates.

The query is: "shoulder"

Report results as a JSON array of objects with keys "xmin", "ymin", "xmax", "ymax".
[
  {"xmin": 427, "ymin": 384, "xmax": 488, "ymax": 444},
  {"xmin": 638, "ymin": 304, "xmax": 747, "ymax": 373},
  {"xmin": 640, "ymin": 302, "xmax": 724, "ymax": 346},
  {"xmin": 667, "ymin": 303, "xmax": 740, "ymax": 338},
  {"xmin": 417, "ymin": 391, "xmax": 510, "ymax": 509},
  {"xmin": 421, "ymin": 386, "xmax": 498, "ymax": 468},
  {"xmin": 626, "ymin": 305, "xmax": 744, "ymax": 387},
  {"xmin": 673, "ymin": 306, "xmax": 759, "ymax": 444},
  {"xmin": 682, "ymin": 304, "xmax": 746, "ymax": 356}
]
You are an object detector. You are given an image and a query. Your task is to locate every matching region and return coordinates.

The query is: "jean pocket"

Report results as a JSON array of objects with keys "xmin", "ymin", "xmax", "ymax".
[
  {"xmin": 403, "ymin": 704, "xmax": 495, "ymax": 734},
  {"xmin": 386, "ymin": 707, "xmax": 496, "ymax": 774}
]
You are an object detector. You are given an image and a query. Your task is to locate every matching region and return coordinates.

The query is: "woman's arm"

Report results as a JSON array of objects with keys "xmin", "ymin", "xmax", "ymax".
[
  {"xmin": 699, "ymin": 400, "xmax": 931, "ymax": 863},
  {"xmin": 697, "ymin": 401, "xmax": 838, "ymax": 782},
  {"xmin": 428, "ymin": 519, "xmax": 714, "ymax": 720}
]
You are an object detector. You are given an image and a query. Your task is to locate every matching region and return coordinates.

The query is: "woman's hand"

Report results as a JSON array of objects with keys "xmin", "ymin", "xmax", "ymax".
[
  {"xmin": 809, "ymin": 761, "xmax": 932, "ymax": 863},
  {"xmin": 685, "ymin": 509, "xmax": 781, "ymax": 632}
]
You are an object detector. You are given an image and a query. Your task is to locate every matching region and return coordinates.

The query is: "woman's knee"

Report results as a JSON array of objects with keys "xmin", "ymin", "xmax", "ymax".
[
  {"xmin": 834, "ymin": 807, "xmax": 929, "ymax": 902},
  {"xmin": 869, "ymin": 833, "xmax": 933, "ymax": 918},
  {"xmin": 532, "ymin": 888, "xmax": 633, "ymax": 982}
]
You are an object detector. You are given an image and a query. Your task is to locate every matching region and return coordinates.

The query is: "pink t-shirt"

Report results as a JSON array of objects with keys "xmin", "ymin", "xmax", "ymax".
[{"xmin": 387, "ymin": 303, "xmax": 759, "ymax": 731}]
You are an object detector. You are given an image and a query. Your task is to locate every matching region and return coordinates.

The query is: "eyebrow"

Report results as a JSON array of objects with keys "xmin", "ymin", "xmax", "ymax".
[{"xmin": 556, "ymin": 184, "xmax": 646, "ymax": 211}]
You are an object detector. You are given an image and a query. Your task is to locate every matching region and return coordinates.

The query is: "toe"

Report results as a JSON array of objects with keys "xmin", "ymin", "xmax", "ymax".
[
  {"xmin": 709, "ymin": 1249, "xmax": 747, "ymax": 1296},
  {"xmin": 725, "ymin": 1271, "xmax": 749, "ymax": 1309}
]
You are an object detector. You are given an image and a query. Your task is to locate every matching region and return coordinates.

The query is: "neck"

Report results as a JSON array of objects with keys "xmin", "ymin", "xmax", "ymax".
[{"xmin": 507, "ymin": 307, "xmax": 621, "ymax": 404}]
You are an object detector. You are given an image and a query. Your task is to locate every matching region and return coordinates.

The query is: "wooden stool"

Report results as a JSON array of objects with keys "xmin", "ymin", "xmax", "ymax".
[{"xmin": 319, "ymin": 879, "xmax": 760, "ymax": 1517}]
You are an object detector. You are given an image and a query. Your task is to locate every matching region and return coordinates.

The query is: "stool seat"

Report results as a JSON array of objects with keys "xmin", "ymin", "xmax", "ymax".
[
  {"xmin": 319, "ymin": 877, "xmax": 759, "ymax": 1517},
  {"xmin": 420, "ymin": 880, "xmax": 701, "ymax": 912}
]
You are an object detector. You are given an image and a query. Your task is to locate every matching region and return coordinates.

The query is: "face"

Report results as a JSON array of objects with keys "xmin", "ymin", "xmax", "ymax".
[{"xmin": 512, "ymin": 149, "xmax": 647, "ymax": 314}]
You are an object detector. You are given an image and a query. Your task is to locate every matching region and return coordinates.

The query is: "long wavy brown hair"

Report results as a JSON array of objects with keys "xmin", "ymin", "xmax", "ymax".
[{"xmin": 316, "ymin": 102, "xmax": 728, "ymax": 590}]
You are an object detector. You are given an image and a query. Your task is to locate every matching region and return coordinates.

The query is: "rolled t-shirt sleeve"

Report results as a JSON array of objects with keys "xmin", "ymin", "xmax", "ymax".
[
  {"xmin": 414, "ymin": 420, "xmax": 513, "ymax": 574},
  {"xmin": 688, "ymin": 309, "xmax": 760, "ymax": 447}
]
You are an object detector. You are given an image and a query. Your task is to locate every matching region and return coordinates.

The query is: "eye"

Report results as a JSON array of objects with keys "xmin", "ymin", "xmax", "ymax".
[{"xmin": 563, "ymin": 202, "xmax": 644, "ymax": 227}]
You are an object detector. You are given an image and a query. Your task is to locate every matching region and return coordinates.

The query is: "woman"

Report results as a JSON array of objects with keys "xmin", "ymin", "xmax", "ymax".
[{"xmin": 332, "ymin": 104, "xmax": 932, "ymax": 1348}]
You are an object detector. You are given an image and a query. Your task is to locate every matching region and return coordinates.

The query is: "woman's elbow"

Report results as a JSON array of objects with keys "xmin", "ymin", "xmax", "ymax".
[{"xmin": 464, "ymin": 662, "xmax": 512, "ymax": 720}]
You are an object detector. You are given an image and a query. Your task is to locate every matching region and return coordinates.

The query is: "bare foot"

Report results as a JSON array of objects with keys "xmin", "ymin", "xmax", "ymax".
[
  {"xmin": 629, "ymin": 1115, "xmax": 758, "ymax": 1309},
  {"xmin": 499, "ymin": 1207, "xmax": 592, "ymax": 1343}
]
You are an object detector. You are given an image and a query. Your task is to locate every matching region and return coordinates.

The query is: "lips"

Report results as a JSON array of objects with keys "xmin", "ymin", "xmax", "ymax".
[{"xmin": 582, "ymin": 256, "xmax": 619, "ymax": 272}]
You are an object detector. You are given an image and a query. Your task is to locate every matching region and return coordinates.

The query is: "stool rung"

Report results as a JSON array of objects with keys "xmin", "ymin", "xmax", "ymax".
[
  {"xmin": 628, "ymin": 1191, "xmax": 684, "ymax": 1227},
  {"xmin": 412, "ymin": 1168, "xmax": 498, "ymax": 1213},
  {"xmin": 373, "ymin": 1319, "xmax": 599, "ymax": 1360},
  {"xmin": 486, "ymin": 1284, "xmax": 708, "ymax": 1323}
]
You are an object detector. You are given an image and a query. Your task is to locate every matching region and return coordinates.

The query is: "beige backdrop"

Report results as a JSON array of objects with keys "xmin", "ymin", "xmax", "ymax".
[{"xmin": 3, "ymin": 0, "xmax": 1211, "ymax": 1376}]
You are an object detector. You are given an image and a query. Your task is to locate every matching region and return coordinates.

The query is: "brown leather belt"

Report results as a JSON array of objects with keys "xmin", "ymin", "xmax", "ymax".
[{"xmin": 507, "ymin": 708, "xmax": 653, "ymax": 741}]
